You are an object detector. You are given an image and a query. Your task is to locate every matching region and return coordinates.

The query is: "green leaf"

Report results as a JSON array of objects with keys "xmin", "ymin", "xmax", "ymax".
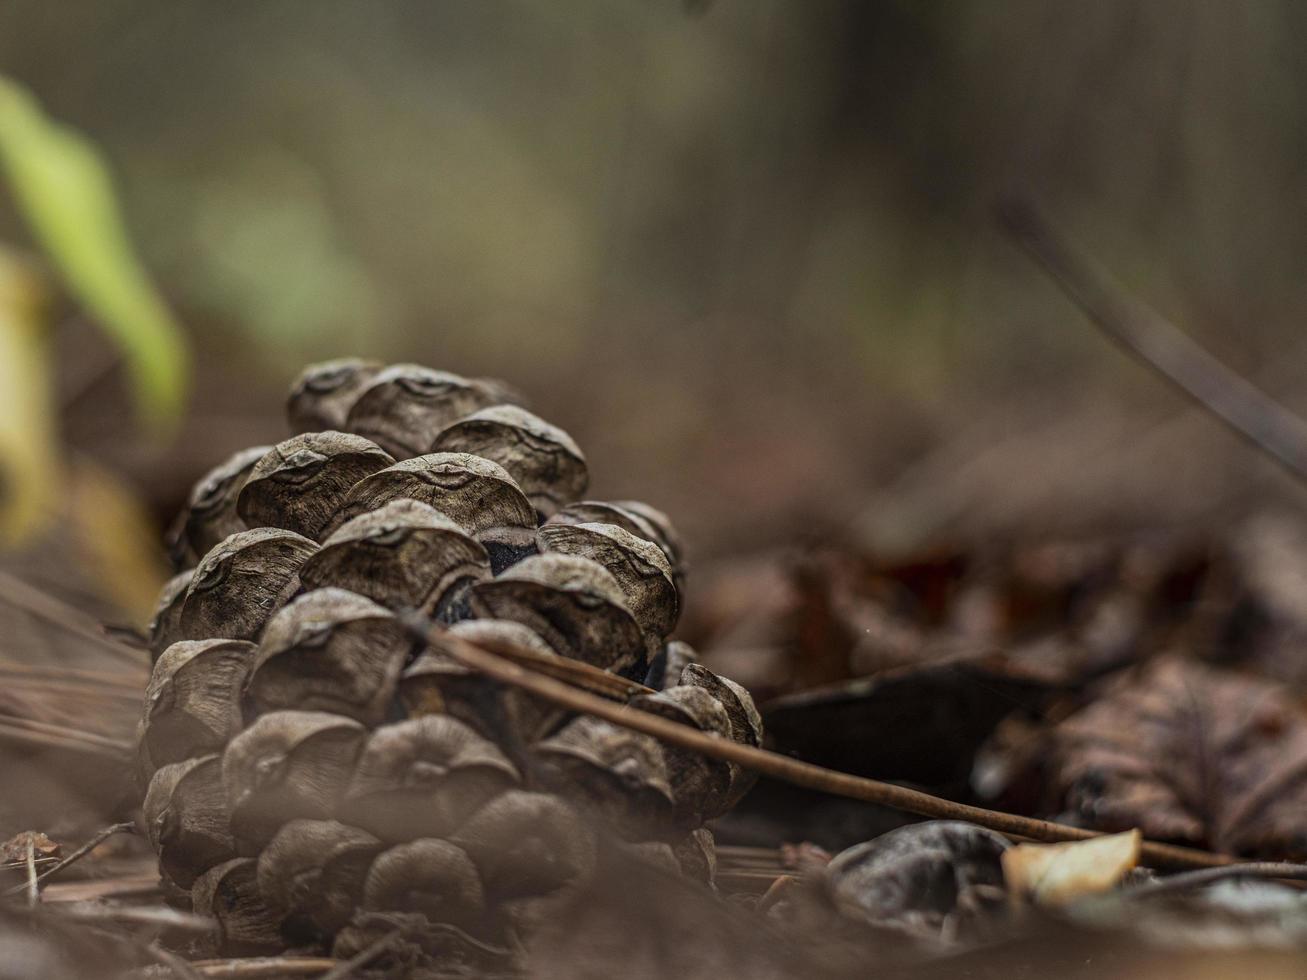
[
  {"xmin": 0, "ymin": 76, "xmax": 188, "ymax": 431},
  {"xmin": 0, "ymin": 250, "xmax": 57, "ymax": 543}
]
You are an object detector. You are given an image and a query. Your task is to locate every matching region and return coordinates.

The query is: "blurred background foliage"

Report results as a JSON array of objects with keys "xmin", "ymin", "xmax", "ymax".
[{"xmin": 3, "ymin": 0, "xmax": 1307, "ymax": 621}]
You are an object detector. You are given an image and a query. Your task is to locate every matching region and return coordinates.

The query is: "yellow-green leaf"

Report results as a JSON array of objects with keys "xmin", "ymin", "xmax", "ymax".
[
  {"xmin": 0, "ymin": 249, "xmax": 57, "ymax": 543},
  {"xmin": 0, "ymin": 76, "xmax": 188, "ymax": 432}
]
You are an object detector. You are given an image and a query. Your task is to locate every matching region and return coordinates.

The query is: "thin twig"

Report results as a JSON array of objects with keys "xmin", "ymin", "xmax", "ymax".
[
  {"xmin": 1127, "ymin": 862, "xmax": 1307, "ymax": 898},
  {"xmin": 3, "ymin": 821, "xmax": 135, "ymax": 898},
  {"xmin": 55, "ymin": 902, "xmax": 213, "ymax": 933},
  {"xmin": 0, "ymin": 662, "xmax": 141, "ymax": 689},
  {"xmin": 24, "ymin": 837, "xmax": 37, "ymax": 908},
  {"xmin": 186, "ymin": 959, "xmax": 338, "ymax": 978},
  {"xmin": 0, "ymin": 720, "xmax": 129, "ymax": 761},
  {"xmin": 0, "ymin": 570, "xmax": 148, "ymax": 669},
  {"xmin": 997, "ymin": 196, "xmax": 1307, "ymax": 483},
  {"xmin": 0, "ymin": 714, "xmax": 132, "ymax": 753},
  {"xmin": 402, "ymin": 612, "xmax": 1237, "ymax": 871}
]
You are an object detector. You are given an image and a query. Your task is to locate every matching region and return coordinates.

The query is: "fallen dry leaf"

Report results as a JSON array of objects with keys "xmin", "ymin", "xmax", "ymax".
[
  {"xmin": 820, "ymin": 821, "xmax": 1010, "ymax": 942},
  {"xmin": 1002, "ymin": 829, "xmax": 1141, "ymax": 906},
  {"xmin": 1, "ymin": 829, "xmax": 60, "ymax": 863},
  {"xmin": 1052, "ymin": 658, "xmax": 1307, "ymax": 857}
]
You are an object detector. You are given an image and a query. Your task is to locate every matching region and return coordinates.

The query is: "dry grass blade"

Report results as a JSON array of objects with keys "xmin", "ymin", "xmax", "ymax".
[
  {"xmin": 998, "ymin": 196, "xmax": 1307, "ymax": 483},
  {"xmin": 0, "ymin": 716, "xmax": 131, "ymax": 760},
  {"xmin": 24, "ymin": 836, "xmax": 37, "ymax": 907},
  {"xmin": 403, "ymin": 610, "xmax": 1246, "ymax": 871},
  {"xmin": 1126, "ymin": 862, "xmax": 1307, "ymax": 898},
  {"xmin": 54, "ymin": 902, "xmax": 213, "ymax": 933},
  {"xmin": 0, "ymin": 569, "xmax": 148, "ymax": 669},
  {"xmin": 186, "ymin": 959, "xmax": 338, "ymax": 978}
]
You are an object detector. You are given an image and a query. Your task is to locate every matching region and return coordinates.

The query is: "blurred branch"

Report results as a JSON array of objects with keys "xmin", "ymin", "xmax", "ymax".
[{"xmin": 998, "ymin": 196, "xmax": 1307, "ymax": 483}]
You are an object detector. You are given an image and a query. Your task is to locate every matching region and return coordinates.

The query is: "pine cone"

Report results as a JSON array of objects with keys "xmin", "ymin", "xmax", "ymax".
[{"xmin": 139, "ymin": 359, "xmax": 762, "ymax": 965}]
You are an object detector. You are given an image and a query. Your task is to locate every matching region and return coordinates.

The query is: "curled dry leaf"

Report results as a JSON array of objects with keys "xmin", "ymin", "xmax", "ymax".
[
  {"xmin": 822, "ymin": 821, "xmax": 1010, "ymax": 942},
  {"xmin": 431, "ymin": 404, "xmax": 588, "ymax": 518},
  {"xmin": 1052, "ymin": 658, "xmax": 1307, "ymax": 858},
  {"xmin": 1002, "ymin": 829, "xmax": 1142, "ymax": 906},
  {"xmin": 286, "ymin": 358, "xmax": 382, "ymax": 432}
]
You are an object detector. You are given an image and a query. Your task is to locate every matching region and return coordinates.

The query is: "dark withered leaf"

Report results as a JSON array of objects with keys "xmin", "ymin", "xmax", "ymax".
[
  {"xmin": 1052, "ymin": 657, "xmax": 1307, "ymax": 858},
  {"xmin": 762, "ymin": 655, "xmax": 1052, "ymax": 786},
  {"xmin": 822, "ymin": 821, "xmax": 1010, "ymax": 941}
]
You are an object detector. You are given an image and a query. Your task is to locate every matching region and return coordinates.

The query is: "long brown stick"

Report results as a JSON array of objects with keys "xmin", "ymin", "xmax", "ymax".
[
  {"xmin": 997, "ymin": 197, "xmax": 1307, "ymax": 483},
  {"xmin": 403, "ymin": 613, "xmax": 1234, "ymax": 871}
]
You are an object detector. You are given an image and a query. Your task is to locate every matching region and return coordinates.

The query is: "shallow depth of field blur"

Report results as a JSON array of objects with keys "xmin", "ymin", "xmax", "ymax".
[{"xmin": 5, "ymin": 0, "xmax": 1307, "ymax": 621}]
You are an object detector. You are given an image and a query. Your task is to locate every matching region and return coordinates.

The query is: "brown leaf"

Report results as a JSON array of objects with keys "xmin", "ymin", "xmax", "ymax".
[
  {"xmin": 1002, "ymin": 830, "xmax": 1141, "ymax": 906},
  {"xmin": 1, "ymin": 830, "xmax": 59, "ymax": 863},
  {"xmin": 1052, "ymin": 658, "xmax": 1307, "ymax": 858}
]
